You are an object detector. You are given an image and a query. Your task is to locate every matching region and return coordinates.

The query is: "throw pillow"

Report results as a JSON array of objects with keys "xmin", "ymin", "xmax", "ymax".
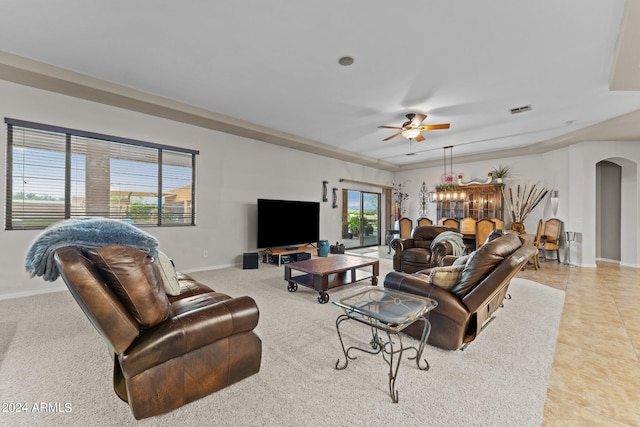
[
  {"xmin": 428, "ymin": 265, "xmax": 465, "ymax": 290},
  {"xmin": 155, "ymin": 251, "xmax": 181, "ymax": 296}
]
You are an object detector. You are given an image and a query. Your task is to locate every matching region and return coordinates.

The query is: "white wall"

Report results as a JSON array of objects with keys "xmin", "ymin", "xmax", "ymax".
[
  {"xmin": 0, "ymin": 81, "xmax": 392, "ymax": 299},
  {"xmin": 1, "ymin": 80, "xmax": 639, "ymax": 299}
]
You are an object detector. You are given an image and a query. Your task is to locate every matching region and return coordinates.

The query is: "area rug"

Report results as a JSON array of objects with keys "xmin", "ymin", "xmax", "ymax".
[{"xmin": 0, "ymin": 257, "xmax": 564, "ymax": 426}]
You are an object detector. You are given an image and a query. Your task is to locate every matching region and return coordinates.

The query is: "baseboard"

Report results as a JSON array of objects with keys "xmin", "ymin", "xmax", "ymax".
[
  {"xmin": 181, "ymin": 263, "xmax": 236, "ymax": 273},
  {"xmin": 620, "ymin": 262, "xmax": 640, "ymax": 268},
  {"xmin": 0, "ymin": 285, "xmax": 67, "ymax": 301},
  {"xmin": 595, "ymin": 257, "xmax": 620, "ymax": 264}
]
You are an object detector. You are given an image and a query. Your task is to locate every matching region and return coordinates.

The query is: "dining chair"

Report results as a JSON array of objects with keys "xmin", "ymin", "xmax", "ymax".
[
  {"xmin": 532, "ymin": 218, "xmax": 544, "ymax": 269},
  {"xmin": 417, "ymin": 217, "xmax": 433, "ymax": 226},
  {"xmin": 442, "ymin": 218, "xmax": 460, "ymax": 230},
  {"xmin": 460, "ymin": 217, "xmax": 477, "ymax": 254},
  {"xmin": 475, "ymin": 218, "xmax": 496, "ymax": 249},
  {"xmin": 399, "ymin": 217, "xmax": 413, "ymax": 238},
  {"xmin": 490, "ymin": 218, "xmax": 504, "ymax": 230},
  {"xmin": 541, "ymin": 218, "xmax": 563, "ymax": 262}
]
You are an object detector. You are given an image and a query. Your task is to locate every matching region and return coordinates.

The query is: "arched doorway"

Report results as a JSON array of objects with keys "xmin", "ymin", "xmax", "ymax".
[
  {"xmin": 596, "ymin": 160, "xmax": 621, "ymax": 262},
  {"xmin": 595, "ymin": 157, "xmax": 638, "ymax": 267}
]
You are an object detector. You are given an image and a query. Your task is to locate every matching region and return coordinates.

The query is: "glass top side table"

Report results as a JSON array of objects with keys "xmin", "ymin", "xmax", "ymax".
[{"xmin": 333, "ymin": 286, "xmax": 437, "ymax": 402}]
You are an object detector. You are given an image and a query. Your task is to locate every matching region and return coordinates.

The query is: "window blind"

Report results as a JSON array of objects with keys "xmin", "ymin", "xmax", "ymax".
[{"xmin": 5, "ymin": 118, "xmax": 198, "ymax": 230}]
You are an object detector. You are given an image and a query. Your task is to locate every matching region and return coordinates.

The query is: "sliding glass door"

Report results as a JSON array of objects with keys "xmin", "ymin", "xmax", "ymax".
[{"xmin": 342, "ymin": 190, "xmax": 381, "ymax": 249}]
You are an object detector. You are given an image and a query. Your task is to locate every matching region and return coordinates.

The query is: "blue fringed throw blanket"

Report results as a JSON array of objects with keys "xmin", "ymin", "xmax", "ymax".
[{"xmin": 25, "ymin": 217, "xmax": 159, "ymax": 282}]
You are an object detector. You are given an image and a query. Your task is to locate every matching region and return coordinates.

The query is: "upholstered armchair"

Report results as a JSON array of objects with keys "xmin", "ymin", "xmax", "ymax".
[
  {"xmin": 391, "ymin": 225, "xmax": 459, "ymax": 273},
  {"xmin": 54, "ymin": 245, "xmax": 262, "ymax": 419}
]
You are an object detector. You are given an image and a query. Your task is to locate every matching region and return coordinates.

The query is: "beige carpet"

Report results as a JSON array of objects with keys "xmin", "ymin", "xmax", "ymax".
[{"xmin": 0, "ymin": 257, "xmax": 564, "ymax": 426}]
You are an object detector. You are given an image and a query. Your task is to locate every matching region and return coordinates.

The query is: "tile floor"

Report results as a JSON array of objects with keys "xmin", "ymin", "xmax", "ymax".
[{"xmin": 517, "ymin": 260, "xmax": 640, "ymax": 426}]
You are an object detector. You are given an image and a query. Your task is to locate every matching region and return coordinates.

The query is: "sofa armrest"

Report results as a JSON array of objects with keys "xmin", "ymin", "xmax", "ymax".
[
  {"xmin": 431, "ymin": 241, "xmax": 454, "ymax": 266},
  {"xmin": 120, "ymin": 295, "xmax": 259, "ymax": 378},
  {"xmin": 390, "ymin": 238, "xmax": 414, "ymax": 253},
  {"xmin": 440, "ymin": 255, "xmax": 458, "ymax": 266}
]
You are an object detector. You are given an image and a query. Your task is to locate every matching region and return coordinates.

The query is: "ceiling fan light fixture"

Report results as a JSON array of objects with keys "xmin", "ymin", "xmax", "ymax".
[{"xmin": 401, "ymin": 129, "xmax": 421, "ymax": 139}]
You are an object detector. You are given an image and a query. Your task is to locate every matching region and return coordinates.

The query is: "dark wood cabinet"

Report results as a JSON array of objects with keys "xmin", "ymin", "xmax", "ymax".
[{"xmin": 436, "ymin": 184, "xmax": 504, "ymax": 221}]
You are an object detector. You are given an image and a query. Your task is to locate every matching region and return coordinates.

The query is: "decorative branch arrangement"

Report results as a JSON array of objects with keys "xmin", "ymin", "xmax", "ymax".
[
  {"xmin": 503, "ymin": 182, "xmax": 550, "ymax": 223},
  {"xmin": 392, "ymin": 181, "xmax": 410, "ymax": 220}
]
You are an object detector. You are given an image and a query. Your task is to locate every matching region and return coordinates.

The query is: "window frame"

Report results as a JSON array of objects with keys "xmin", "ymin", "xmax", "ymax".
[{"xmin": 5, "ymin": 117, "xmax": 199, "ymax": 230}]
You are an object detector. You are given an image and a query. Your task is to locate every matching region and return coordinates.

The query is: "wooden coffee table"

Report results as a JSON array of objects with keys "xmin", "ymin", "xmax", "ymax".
[{"xmin": 284, "ymin": 255, "xmax": 379, "ymax": 304}]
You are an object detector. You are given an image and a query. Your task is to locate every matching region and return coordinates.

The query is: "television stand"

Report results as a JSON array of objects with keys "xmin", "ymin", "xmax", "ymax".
[{"xmin": 260, "ymin": 247, "xmax": 315, "ymax": 266}]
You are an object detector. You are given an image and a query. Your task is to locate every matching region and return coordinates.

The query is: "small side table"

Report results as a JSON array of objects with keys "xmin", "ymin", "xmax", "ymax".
[
  {"xmin": 564, "ymin": 231, "xmax": 576, "ymax": 265},
  {"xmin": 385, "ymin": 229, "xmax": 400, "ymax": 254},
  {"xmin": 333, "ymin": 286, "xmax": 437, "ymax": 403}
]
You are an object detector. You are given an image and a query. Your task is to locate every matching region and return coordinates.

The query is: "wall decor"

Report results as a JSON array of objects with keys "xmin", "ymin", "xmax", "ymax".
[
  {"xmin": 332, "ymin": 188, "xmax": 338, "ymax": 208},
  {"xmin": 322, "ymin": 181, "xmax": 328, "ymax": 202},
  {"xmin": 418, "ymin": 181, "xmax": 429, "ymax": 218}
]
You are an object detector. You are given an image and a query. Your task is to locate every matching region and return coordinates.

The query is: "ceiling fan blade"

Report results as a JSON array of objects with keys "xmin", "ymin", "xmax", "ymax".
[
  {"xmin": 378, "ymin": 125, "xmax": 403, "ymax": 130},
  {"xmin": 419, "ymin": 123, "xmax": 450, "ymax": 131},
  {"xmin": 409, "ymin": 113, "xmax": 427, "ymax": 126},
  {"xmin": 413, "ymin": 133, "xmax": 426, "ymax": 142},
  {"xmin": 382, "ymin": 131, "xmax": 403, "ymax": 141}
]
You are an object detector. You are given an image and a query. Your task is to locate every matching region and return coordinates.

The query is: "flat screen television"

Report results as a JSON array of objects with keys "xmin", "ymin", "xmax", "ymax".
[{"xmin": 257, "ymin": 199, "xmax": 320, "ymax": 249}]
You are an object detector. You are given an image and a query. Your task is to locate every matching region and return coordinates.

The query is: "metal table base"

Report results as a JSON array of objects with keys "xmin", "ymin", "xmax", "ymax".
[{"xmin": 334, "ymin": 313, "xmax": 431, "ymax": 403}]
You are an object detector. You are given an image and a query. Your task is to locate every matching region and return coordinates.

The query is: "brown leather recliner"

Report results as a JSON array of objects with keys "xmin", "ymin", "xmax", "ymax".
[
  {"xmin": 391, "ymin": 225, "xmax": 458, "ymax": 273},
  {"xmin": 54, "ymin": 245, "xmax": 262, "ymax": 419},
  {"xmin": 384, "ymin": 233, "xmax": 535, "ymax": 350}
]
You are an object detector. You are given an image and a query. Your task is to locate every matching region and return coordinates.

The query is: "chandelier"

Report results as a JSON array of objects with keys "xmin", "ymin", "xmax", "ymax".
[{"xmin": 429, "ymin": 146, "xmax": 466, "ymax": 202}]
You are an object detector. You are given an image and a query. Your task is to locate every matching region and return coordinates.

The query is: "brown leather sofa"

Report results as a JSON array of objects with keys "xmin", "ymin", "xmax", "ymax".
[
  {"xmin": 54, "ymin": 245, "xmax": 262, "ymax": 419},
  {"xmin": 391, "ymin": 225, "xmax": 458, "ymax": 273},
  {"xmin": 384, "ymin": 233, "xmax": 535, "ymax": 350}
]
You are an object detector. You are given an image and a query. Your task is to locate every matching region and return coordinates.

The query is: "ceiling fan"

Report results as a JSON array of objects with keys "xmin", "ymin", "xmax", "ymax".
[{"xmin": 379, "ymin": 113, "xmax": 450, "ymax": 142}]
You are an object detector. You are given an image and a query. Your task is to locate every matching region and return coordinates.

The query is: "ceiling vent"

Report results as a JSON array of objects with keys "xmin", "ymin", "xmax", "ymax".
[{"xmin": 509, "ymin": 105, "xmax": 532, "ymax": 115}]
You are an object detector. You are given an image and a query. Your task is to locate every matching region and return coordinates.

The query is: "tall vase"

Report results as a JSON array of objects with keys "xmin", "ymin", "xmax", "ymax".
[
  {"xmin": 550, "ymin": 190, "xmax": 559, "ymax": 217},
  {"xmin": 511, "ymin": 222, "xmax": 526, "ymax": 234}
]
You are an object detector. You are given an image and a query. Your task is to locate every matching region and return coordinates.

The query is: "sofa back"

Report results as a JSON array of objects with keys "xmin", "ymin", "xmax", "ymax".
[
  {"xmin": 412, "ymin": 225, "xmax": 455, "ymax": 249},
  {"xmin": 462, "ymin": 243, "xmax": 536, "ymax": 313},
  {"xmin": 450, "ymin": 233, "xmax": 522, "ymax": 297},
  {"xmin": 54, "ymin": 244, "xmax": 176, "ymax": 355},
  {"xmin": 55, "ymin": 246, "xmax": 140, "ymax": 354}
]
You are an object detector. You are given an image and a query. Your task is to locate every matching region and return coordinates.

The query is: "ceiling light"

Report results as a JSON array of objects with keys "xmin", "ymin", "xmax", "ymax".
[
  {"xmin": 338, "ymin": 56, "xmax": 354, "ymax": 66},
  {"xmin": 401, "ymin": 129, "xmax": 421, "ymax": 139}
]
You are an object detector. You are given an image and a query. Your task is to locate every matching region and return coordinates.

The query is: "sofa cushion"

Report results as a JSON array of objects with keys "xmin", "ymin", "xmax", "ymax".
[
  {"xmin": 450, "ymin": 233, "xmax": 521, "ymax": 298},
  {"xmin": 413, "ymin": 225, "xmax": 453, "ymax": 243},
  {"xmin": 85, "ymin": 245, "xmax": 171, "ymax": 328},
  {"xmin": 428, "ymin": 265, "xmax": 465, "ymax": 290}
]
